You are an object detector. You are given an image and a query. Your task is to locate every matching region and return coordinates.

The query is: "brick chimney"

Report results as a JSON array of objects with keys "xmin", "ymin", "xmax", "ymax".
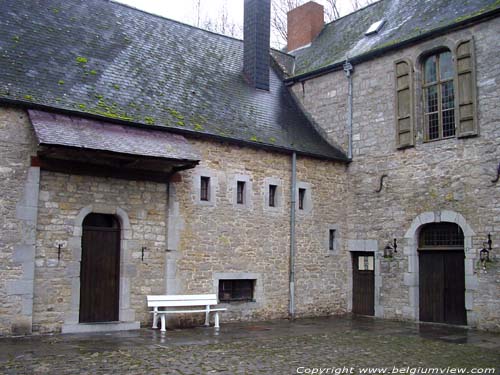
[
  {"xmin": 243, "ymin": 0, "xmax": 271, "ymax": 90},
  {"xmin": 287, "ymin": 1, "xmax": 324, "ymax": 52}
]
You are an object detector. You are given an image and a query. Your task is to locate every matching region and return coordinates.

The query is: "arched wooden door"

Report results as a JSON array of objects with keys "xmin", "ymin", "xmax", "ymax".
[
  {"xmin": 80, "ymin": 213, "xmax": 120, "ymax": 323},
  {"xmin": 418, "ymin": 223, "xmax": 466, "ymax": 325}
]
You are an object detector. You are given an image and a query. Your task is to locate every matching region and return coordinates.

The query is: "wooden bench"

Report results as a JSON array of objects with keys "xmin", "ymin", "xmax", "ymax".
[{"xmin": 147, "ymin": 294, "xmax": 227, "ymax": 332}]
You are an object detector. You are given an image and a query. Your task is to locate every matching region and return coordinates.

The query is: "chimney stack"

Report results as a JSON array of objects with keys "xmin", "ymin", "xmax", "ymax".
[
  {"xmin": 287, "ymin": 1, "xmax": 324, "ymax": 52},
  {"xmin": 243, "ymin": 0, "xmax": 271, "ymax": 90}
]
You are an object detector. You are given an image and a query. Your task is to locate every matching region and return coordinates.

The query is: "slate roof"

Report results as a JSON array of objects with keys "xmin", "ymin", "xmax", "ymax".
[
  {"xmin": 29, "ymin": 110, "xmax": 200, "ymax": 162},
  {"xmin": 291, "ymin": 0, "xmax": 500, "ymax": 77},
  {"xmin": 0, "ymin": 0, "xmax": 347, "ymax": 161}
]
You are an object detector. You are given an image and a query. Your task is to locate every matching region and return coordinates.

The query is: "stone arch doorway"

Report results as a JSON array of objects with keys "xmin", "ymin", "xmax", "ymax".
[
  {"xmin": 403, "ymin": 211, "xmax": 477, "ymax": 327},
  {"xmin": 418, "ymin": 222, "xmax": 466, "ymax": 325},
  {"xmin": 80, "ymin": 213, "xmax": 121, "ymax": 323}
]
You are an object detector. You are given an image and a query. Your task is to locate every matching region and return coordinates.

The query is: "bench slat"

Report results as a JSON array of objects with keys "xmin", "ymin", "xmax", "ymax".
[
  {"xmin": 148, "ymin": 300, "xmax": 218, "ymax": 307},
  {"xmin": 150, "ymin": 308, "xmax": 227, "ymax": 314},
  {"xmin": 147, "ymin": 294, "xmax": 217, "ymax": 301}
]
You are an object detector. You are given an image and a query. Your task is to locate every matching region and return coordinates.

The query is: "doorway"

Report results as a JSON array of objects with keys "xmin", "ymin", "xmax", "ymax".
[
  {"xmin": 352, "ymin": 252, "xmax": 375, "ymax": 316},
  {"xmin": 418, "ymin": 223, "xmax": 466, "ymax": 325},
  {"xmin": 80, "ymin": 213, "xmax": 120, "ymax": 323}
]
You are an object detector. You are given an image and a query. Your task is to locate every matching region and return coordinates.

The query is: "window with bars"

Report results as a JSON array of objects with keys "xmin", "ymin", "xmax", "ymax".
[
  {"xmin": 423, "ymin": 51, "xmax": 455, "ymax": 141},
  {"xmin": 218, "ymin": 279, "xmax": 255, "ymax": 302},
  {"xmin": 419, "ymin": 223, "xmax": 464, "ymax": 248},
  {"xmin": 269, "ymin": 184, "xmax": 277, "ymax": 207},
  {"xmin": 237, "ymin": 181, "xmax": 245, "ymax": 204},
  {"xmin": 200, "ymin": 176, "xmax": 210, "ymax": 201}
]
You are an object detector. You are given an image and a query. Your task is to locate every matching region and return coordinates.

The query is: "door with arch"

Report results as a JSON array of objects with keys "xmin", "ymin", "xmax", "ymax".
[
  {"xmin": 80, "ymin": 213, "xmax": 120, "ymax": 323},
  {"xmin": 418, "ymin": 223, "xmax": 466, "ymax": 325}
]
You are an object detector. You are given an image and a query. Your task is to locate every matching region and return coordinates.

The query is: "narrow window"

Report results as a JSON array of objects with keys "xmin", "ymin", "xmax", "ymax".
[
  {"xmin": 329, "ymin": 229, "xmax": 336, "ymax": 251},
  {"xmin": 200, "ymin": 176, "xmax": 210, "ymax": 201},
  {"xmin": 219, "ymin": 280, "xmax": 254, "ymax": 302},
  {"xmin": 269, "ymin": 184, "xmax": 277, "ymax": 207},
  {"xmin": 298, "ymin": 188, "xmax": 306, "ymax": 210},
  {"xmin": 237, "ymin": 181, "xmax": 245, "ymax": 204},
  {"xmin": 423, "ymin": 51, "xmax": 455, "ymax": 141}
]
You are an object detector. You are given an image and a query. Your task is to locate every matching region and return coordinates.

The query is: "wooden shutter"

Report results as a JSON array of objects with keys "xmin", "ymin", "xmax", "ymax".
[
  {"xmin": 394, "ymin": 59, "xmax": 414, "ymax": 148},
  {"xmin": 455, "ymin": 39, "xmax": 478, "ymax": 137}
]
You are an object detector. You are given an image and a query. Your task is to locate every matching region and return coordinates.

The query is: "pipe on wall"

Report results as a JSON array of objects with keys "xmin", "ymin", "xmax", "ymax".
[
  {"xmin": 343, "ymin": 60, "xmax": 354, "ymax": 160},
  {"xmin": 289, "ymin": 151, "xmax": 297, "ymax": 319}
]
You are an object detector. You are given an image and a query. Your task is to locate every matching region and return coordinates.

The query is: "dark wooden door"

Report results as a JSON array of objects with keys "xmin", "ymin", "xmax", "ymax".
[
  {"xmin": 352, "ymin": 252, "xmax": 375, "ymax": 316},
  {"xmin": 419, "ymin": 250, "xmax": 466, "ymax": 325},
  {"xmin": 80, "ymin": 215, "xmax": 120, "ymax": 323}
]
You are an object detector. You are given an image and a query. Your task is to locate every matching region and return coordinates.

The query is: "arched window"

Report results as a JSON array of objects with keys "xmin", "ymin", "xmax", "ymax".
[{"xmin": 422, "ymin": 50, "xmax": 455, "ymax": 141}]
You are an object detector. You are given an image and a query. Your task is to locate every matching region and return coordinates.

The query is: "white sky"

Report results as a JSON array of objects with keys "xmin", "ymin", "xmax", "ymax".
[{"xmin": 112, "ymin": 0, "xmax": 363, "ymax": 46}]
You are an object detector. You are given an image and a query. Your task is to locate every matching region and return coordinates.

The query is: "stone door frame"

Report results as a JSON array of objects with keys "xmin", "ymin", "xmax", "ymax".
[
  {"xmin": 62, "ymin": 205, "xmax": 138, "ymax": 333},
  {"xmin": 403, "ymin": 210, "xmax": 477, "ymax": 326}
]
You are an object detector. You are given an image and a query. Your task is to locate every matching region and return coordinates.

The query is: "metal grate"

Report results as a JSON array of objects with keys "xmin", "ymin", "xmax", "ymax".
[{"xmin": 419, "ymin": 223, "xmax": 464, "ymax": 248}]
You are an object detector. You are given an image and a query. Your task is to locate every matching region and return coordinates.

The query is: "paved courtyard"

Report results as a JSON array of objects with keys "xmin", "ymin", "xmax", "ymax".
[{"xmin": 0, "ymin": 316, "xmax": 499, "ymax": 374}]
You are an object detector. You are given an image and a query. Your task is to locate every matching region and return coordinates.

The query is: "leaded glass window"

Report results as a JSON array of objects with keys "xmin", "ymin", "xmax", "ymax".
[{"xmin": 423, "ymin": 51, "xmax": 455, "ymax": 141}]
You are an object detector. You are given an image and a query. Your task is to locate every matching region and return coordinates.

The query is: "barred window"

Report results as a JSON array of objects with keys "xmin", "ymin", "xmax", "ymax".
[
  {"xmin": 200, "ymin": 176, "xmax": 210, "ymax": 201},
  {"xmin": 423, "ymin": 51, "xmax": 455, "ymax": 141},
  {"xmin": 237, "ymin": 181, "xmax": 245, "ymax": 204}
]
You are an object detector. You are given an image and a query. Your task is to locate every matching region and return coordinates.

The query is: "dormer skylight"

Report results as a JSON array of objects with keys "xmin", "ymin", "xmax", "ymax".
[{"xmin": 365, "ymin": 20, "xmax": 385, "ymax": 35}]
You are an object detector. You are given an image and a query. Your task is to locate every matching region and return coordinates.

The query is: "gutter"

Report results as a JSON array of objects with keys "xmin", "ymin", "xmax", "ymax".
[
  {"xmin": 289, "ymin": 152, "xmax": 297, "ymax": 319},
  {"xmin": 343, "ymin": 61, "xmax": 354, "ymax": 160},
  {"xmin": 285, "ymin": 6, "xmax": 500, "ymax": 84}
]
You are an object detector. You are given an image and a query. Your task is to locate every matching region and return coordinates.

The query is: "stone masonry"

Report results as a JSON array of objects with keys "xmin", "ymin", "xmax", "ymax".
[{"xmin": 291, "ymin": 17, "xmax": 500, "ymax": 330}]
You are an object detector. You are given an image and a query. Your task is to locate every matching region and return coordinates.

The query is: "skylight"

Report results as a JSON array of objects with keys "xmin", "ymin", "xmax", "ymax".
[{"xmin": 365, "ymin": 20, "xmax": 385, "ymax": 35}]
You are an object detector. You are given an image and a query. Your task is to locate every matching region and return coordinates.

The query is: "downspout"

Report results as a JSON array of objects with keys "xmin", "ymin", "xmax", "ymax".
[
  {"xmin": 343, "ymin": 60, "xmax": 354, "ymax": 160},
  {"xmin": 289, "ymin": 151, "xmax": 297, "ymax": 319}
]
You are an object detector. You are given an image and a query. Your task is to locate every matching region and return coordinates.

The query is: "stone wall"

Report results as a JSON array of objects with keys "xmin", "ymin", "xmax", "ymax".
[
  {"xmin": 167, "ymin": 140, "xmax": 349, "ymax": 322},
  {"xmin": 0, "ymin": 107, "xmax": 38, "ymax": 335},
  {"xmin": 291, "ymin": 18, "xmax": 500, "ymax": 330}
]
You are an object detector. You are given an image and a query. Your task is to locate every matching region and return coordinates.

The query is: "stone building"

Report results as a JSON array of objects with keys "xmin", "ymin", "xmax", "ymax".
[{"xmin": 0, "ymin": 0, "xmax": 498, "ymax": 336}]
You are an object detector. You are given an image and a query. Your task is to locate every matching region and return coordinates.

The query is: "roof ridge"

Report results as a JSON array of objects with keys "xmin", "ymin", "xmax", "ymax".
[
  {"xmin": 108, "ymin": 0, "xmax": 244, "ymax": 43},
  {"xmin": 323, "ymin": 0, "xmax": 385, "ymax": 27}
]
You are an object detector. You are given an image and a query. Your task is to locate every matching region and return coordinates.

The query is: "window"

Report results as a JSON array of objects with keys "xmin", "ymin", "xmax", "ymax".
[
  {"xmin": 269, "ymin": 184, "xmax": 277, "ymax": 207},
  {"xmin": 219, "ymin": 280, "xmax": 254, "ymax": 302},
  {"xmin": 200, "ymin": 176, "xmax": 210, "ymax": 201},
  {"xmin": 237, "ymin": 181, "xmax": 245, "ymax": 204},
  {"xmin": 298, "ymin": 188, "xmax": 306, "ymax": 210},
  {"xmin": 329, "ymin": 229, "xmax": 336, "ymax": 251},
  {"xmin": 423, "ymin": 51, "xmax": 455, "ymax": 141}
]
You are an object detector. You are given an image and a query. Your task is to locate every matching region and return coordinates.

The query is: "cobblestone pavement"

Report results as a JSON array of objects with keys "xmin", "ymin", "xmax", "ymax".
[{"xmin": 0, "ymin": 316, "xmax": 499, "ymax": 374}]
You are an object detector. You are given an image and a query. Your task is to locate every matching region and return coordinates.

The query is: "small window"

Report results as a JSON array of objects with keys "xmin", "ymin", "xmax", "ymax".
[
  {"xmin": 329, "ymin": 229, "xmax": 336, "ymax": 251},
  {"xmin": 219, "ymin": 280, "xmax": 254, "ymax": 302},
  {"xmin": 423, "ymin": 50, "xmax": 455, "ymax": 141},
  {"xmin": 298, "ymin": 188, "xmax": 306, "ymax": 210},
  {"xmin": 365, "ymin": 20, "xmax": 385, "ymax": 35},
  {"xmin": 200, "ymin": 176, "xmax": 210, "ymax": 201},
  {"xmin": 237, "ymin": 181, "xmax": 245, "ymax": 204},
  {"xmin": 269, "ymin": 184, "xmax": 277, "ymax": 207}
]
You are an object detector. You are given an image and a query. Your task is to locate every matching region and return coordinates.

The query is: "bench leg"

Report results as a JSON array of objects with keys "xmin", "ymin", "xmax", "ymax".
[
  {"xmin": 152, "ymin": 308, "xmax": 158, "ymax": 329},
  {"xmin": 160, "ymin": 315, "xmax": 166, "ymax": 332},
  {"xmin": 204, "ymin": 306, "xmax": 210, "ymax": 327},
  {"xmin": 214, "ymin": 312, "xmax": 220, "ymax": 329}
]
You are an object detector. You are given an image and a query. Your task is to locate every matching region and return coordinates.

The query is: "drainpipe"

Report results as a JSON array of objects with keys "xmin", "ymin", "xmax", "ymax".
[
  {"xmin": 289, "ymin": 152, "xmax": 297, "ymax": 319},
  {"xmin": 343, "ymin": 60, "xmax": 354, "ymax": 160}
]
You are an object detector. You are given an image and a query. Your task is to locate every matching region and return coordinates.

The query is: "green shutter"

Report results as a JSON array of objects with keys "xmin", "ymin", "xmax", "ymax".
[
  {"xmin": 394, "ymin": 59, "xmax": 415, "ymax": 148},
  {"xmin": 455, "ymin": 39, "xmax": 478, "ymax": 137}
]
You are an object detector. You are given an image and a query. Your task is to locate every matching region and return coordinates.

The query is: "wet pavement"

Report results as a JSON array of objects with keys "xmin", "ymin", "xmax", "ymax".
[{"xmin": 0, "ymin": 316, "xmax": 499, "ymax": 374}]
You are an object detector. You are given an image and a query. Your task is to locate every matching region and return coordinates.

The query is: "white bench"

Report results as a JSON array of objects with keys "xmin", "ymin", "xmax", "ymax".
[{"xmin": 147, "ymin": 294, "xmax": 227, "ymax": 332}]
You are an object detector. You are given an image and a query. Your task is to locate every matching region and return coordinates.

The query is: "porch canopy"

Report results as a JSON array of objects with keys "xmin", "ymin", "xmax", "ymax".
[{"xmin": 29, "ymin": 110, "xmax": 200, "ymax": 182}]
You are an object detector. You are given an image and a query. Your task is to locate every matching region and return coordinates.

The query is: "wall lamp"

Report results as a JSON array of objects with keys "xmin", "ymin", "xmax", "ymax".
[
  {"xmin": 480, "ymin": 234, "xmax": 492, "ymax": 272},
  {"xmin": 384, "ymin": 238, "xmax": 398, "ymax": 258}
]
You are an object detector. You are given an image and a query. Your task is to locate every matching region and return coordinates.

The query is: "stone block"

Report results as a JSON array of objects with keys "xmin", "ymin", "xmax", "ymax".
[
  {"xmin": 13, "ymin": 244, "xmax": 35, "ymax": 263},
  {"xmin": 6, "ymin": 280, "xmax": 33, "ymax": 296}
]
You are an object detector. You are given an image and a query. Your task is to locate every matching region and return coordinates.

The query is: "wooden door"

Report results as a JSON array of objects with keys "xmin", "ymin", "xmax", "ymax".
[
  {"xmin": 352, "ymin": 252, "xmax": 375, "ymax": 316},
  {"xmin": 80, "ymin": 214, "xmax": 120, "ymax": 323},
  {"xmin": 419, "ymin": 250, "xmax": 466, "ymax": 325}
]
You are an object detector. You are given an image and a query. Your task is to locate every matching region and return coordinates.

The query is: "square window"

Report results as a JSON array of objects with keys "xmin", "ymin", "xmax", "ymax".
[
  {"xmin": 237, "ymin": 181, "xmax": 245, "ymax": 204},
  {"xmin": 218, "ymin": 280, "xmax": 254, "ymax": 302},
  {"xmin": 329, "ymin": 229, "xmax": 336, "ymax": 251},
  {"xmin": 269, "ymin": 184, "xmax": 277, "ymax": 207},
  {"xmin": 298, "ymin": 188, "xmax": 306, "ymax": 210},
  {"xmin": 200, "ymin": 176, "xmax": 210, "ymax": 201}
]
